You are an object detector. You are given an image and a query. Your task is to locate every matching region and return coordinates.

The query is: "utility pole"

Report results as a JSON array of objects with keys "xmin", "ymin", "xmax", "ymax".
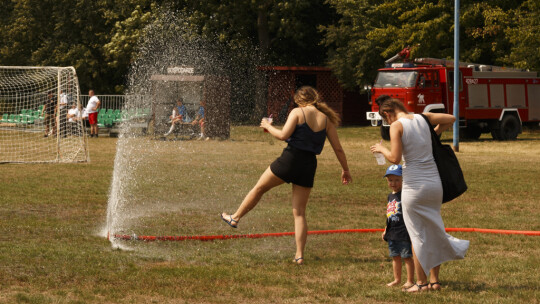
[{"xmin": 453, "ymin": 0, "xmax": 460, "ymax": 152}]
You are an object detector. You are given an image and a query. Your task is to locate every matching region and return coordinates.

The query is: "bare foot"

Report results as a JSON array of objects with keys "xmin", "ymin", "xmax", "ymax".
[
  {"xmin": 386, "ymin": 280, "xmax": 400, "ymax": 287},
  {"xmin": 402, "ymin": 282, "xmax": 414, "ymax": 289}
]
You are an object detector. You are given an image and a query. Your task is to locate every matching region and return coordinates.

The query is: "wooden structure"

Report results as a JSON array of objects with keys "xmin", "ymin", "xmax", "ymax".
[
  {"xmin": 257, "ymin": 66, "xmax": 369, "ymax": 125},
  {"xmin": 150, "ymin": 74, "xmax": 231, "ymax": 139}
]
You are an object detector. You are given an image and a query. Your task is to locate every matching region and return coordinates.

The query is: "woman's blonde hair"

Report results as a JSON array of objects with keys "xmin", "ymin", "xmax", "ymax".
[{"xmin": 294, "ymin": 86, "xmax": 340, "ymax": 125}]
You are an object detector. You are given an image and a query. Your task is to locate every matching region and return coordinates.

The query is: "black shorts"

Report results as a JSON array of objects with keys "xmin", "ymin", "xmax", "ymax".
[{"xmin": 270, "ymin": 145, "xmax": 317, "ymax": 188}]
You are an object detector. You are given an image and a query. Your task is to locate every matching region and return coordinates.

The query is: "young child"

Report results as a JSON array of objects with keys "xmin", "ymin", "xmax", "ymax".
[{"xmin": 381, "ymin": 164, "xmax": 414, "ymax": 289}]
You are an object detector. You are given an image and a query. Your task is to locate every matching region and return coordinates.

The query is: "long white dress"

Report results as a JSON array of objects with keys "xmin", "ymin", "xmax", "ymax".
[{"xmin": 399, "ymin": 114, "xmax": 469, "ymax": 275}]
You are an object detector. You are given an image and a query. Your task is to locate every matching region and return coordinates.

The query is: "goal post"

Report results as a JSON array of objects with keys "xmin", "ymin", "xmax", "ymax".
[{"xmin": 0, "ymin": 66, "xmax": 89, "ymax": 163}]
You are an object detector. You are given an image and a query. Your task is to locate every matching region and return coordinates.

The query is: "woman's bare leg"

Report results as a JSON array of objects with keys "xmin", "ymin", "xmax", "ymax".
[
  {"xmin": 407, "ymin": 246, "xmax": 429, "ymax": 292},
  {"xmin": 291, "ymin": 184, "xmax": 311, "ymax": 263},
  {"xmin": 429, "ymin": 265, "xmax": 441, "ymax": 290},
  {"xmin": 222, "ymin": 167, "xmax": 284, "ymax": 224}
]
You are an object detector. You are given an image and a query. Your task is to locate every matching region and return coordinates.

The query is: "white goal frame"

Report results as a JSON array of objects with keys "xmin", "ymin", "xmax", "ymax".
[{"xmin": 0, "ymin": 66, "xmax": 89, "ymax": 163}]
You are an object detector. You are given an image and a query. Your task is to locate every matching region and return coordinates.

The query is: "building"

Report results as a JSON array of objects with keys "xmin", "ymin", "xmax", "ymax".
[{"xmin": 257, "ymin": 66, "xmax": 369, "ymax": 125}]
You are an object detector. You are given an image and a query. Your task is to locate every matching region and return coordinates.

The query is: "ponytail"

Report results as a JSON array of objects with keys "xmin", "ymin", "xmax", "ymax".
[
  {"xmin": 314, "ymin": 102, "xmax": 340, "ymax": 126},
  {"xmin": 294, "ymin": 86, "xmax": 341, "ymax": 126}
]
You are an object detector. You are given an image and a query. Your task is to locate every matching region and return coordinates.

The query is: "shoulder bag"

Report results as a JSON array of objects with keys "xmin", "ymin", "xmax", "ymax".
[{"xmin": 420, "ymin": 114, "xmax": 468, "ymax": 203}]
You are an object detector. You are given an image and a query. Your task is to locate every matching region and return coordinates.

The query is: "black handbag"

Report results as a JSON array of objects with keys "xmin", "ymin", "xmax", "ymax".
[{"xmin": 420, "ymin": 114, "xmax": 468, "ymax": 203}]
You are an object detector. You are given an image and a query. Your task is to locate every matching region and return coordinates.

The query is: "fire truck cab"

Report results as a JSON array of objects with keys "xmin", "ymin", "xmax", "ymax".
[{"xmin": 366, "ymin": 58, "xmax": 540, "ymax": 140}]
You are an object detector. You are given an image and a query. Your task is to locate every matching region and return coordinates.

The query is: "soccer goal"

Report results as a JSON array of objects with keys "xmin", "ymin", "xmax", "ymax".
[{"xmin": 0, "ymin": 66, "xmax": 89, "ymax": 163}]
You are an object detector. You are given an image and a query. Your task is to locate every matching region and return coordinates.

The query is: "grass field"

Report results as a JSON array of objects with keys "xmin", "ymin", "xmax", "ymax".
[{"xmin": 1, "ymin": 125, "xmax": 539, "ymax": 303}]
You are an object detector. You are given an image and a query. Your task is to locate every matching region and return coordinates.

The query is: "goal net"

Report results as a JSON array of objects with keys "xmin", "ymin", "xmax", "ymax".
[{"xmin": 0, "ymin": 66, "xmax": 89, "ymax": 163}]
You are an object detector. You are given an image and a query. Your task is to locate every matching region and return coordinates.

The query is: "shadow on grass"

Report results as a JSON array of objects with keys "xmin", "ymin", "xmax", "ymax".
[
  {"xmin": 444, "ymin": 279, "xmax": 538, "ymax": 293},
  {"xmin": 440, "ymin": 137, "xmax": 540, "ymax": 143},
  {"xmin": 312, "ymin": 255, "xmax": 383, "ymax": 264},
  {"xmin": 444, "ymin": 280, "xmax": 488, "ymax": 292}
]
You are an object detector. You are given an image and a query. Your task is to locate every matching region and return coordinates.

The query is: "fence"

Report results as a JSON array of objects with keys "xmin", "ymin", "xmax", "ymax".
[{"xmin": 80, "ymin": 95, "xmax": 136, "ymax": 110}]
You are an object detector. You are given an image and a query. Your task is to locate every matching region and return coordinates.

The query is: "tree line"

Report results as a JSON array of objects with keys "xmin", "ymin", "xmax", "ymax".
[{"xmin": 0, "ymin": 0, "xmax": 538, "ymax": 94}]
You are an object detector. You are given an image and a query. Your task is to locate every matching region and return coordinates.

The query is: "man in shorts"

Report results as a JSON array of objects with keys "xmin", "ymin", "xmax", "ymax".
[{"xmin": 85, "ymin": 90, "xmax": 100, "ymax": 137}]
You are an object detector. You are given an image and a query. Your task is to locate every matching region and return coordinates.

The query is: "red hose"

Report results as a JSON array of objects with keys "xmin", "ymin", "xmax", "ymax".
[{"xmin": 112, "ymin": 227, "xmax": 540, "ymax": 242}]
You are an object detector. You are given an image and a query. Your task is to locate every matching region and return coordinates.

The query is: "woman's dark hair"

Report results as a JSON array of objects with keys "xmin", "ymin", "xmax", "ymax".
[
  {"xmin": 378, "ymin": 98, "xmax": 408, "ymax": 118},
  {"xmin": 375, "ymin": 95, "xmax": 391, "ymax": 106}
]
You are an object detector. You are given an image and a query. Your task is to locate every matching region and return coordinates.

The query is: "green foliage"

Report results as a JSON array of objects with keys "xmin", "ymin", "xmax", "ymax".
[
  {"xmin": 169, "ymin": 0, "xmax": 335, "ymax": 66},
  {"xmin": 0, "ymin": 0, "xmax": 155, "ymax": 94},
  {"xmin": 322, "ymin": 0, "xmax": 539, "ymax": 89},
  {"xmin": 0, "ymin": 0, "xmax": 335, "ymax": 94},
  {"xmin": 502, "ymin": 0, "xmax": 540, "ymax": 70},
  {"xmin": 0, "ymin": 0, "xmax": 538, "ymax": 95}
]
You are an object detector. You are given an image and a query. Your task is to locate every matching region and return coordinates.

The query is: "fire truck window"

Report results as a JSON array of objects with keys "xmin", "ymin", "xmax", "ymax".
[
  {"xmin": 433, "ymin": 72, "xmax": 439, "ymax": 87},
  {"xmin": 418, "ymin": 72, "xmax": 436, "ymax": 88},
  {"xmin": 374, "ymin": 71, "xmax": 417, "ymax": 88},
  {"xmin": 418, "ymin": 74, "xmax": 426, "ymax": 88}
]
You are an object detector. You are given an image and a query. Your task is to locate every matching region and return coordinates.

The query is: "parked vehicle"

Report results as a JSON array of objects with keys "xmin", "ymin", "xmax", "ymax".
[{"xmin": 366, "ymin": 54, "xmax": 540, "ymax": 140}]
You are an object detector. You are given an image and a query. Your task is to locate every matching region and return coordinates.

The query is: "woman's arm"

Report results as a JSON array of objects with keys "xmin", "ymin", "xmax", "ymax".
[
  {"xmin": 370, "ymin": 121, "xmax": 403, "ymax": 164},
  {"xmin": 261, "ymin": 108, "xmax": 300, "ymax": 141},
  {"xmin": 326, "ymin": 121, "xmax": 352, "ymax": 184},
  {"xmin": 423, "ymin": 112, "xmax": 456, "ymax": 135}
]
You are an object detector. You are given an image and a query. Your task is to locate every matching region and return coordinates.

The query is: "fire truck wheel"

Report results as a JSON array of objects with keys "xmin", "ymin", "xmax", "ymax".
[
  {"xmin": 496, "ymin": 114, "xmax": 520, "ymax": 140},
  {"xmin": 490, "ymin": 129, "xmax": 501, "ymax": 140},
  {"xmin": 380, "ymin": 126, "xmax": 390, "ymax": 141}
]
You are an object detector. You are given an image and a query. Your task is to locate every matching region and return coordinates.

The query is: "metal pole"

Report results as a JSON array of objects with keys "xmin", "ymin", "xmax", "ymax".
[
  {"xmin": 453, "ymin": 0, "xmax": 460, "ymax": 152},
  {"xmin": 56, "ymin": 68, "xmax": 61, "ymax": 161}
]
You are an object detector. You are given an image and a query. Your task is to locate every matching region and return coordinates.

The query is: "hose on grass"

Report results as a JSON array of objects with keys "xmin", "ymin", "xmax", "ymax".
[{"xmin": 112, "ymin": 227, "xmax": 540, "ymax": 241}]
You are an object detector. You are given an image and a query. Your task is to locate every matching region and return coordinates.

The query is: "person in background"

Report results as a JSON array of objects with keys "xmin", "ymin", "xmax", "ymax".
[
  {"xmin": 42, "ymin": 91, "xmax": 57, "ymax": 137},
  {"xmin": 221, "ymin": 86, "xmax": 352, "ymax": 265},
  {"xmin": 164, "ymin": 98, "xmax": 190, "ymax": 136},
  {"xmin": 370, "ymin": 98, "xmax": 469, "ymax": 292},
  {"xmin": 191, "ymin": 99, "xmax": 207, "ymax": 140},
  {"xmin": 66, "ymin": 103, "xmax": 81, "ymax": 136},
  {"xmin": 380, "ymin": 164, "xmax": 414, "ymax": 290},
  {"xmin": 85, "ymin": 90, "xmax": 100, "ymax": 137},
  {"xmin": 59, "ymin": 90, "xmax": 68, "ymax": 137}
]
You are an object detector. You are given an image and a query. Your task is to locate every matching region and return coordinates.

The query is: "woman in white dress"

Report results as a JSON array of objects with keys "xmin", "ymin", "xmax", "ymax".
[{"xmin": 370, "ymin": 98, "xmax": 469, "ymax": 292}]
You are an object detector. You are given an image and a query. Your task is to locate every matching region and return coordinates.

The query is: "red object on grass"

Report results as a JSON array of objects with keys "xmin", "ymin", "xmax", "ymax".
[{"xmin": 113, "ymin": 227, "xmax": 540, "ymax": 242}]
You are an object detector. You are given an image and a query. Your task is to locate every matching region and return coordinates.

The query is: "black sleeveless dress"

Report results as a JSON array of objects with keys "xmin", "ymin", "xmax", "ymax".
[{"xmin": 270, "ymin": 109, "xmax": 327, "ymax": 188}]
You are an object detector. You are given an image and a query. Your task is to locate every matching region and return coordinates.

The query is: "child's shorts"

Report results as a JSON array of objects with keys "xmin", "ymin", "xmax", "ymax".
[{"xmin": 388, "ymin": 240, "xmax": 412, "ymax": 258}]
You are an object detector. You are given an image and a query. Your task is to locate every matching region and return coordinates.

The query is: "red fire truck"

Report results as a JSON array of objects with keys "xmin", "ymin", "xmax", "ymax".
[{"xmin": 366, "ymin": 57, "xmax": 540, "ymax": 140}]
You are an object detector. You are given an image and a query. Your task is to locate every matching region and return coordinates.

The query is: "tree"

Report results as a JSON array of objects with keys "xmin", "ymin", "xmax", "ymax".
[
  {"xmin": 104, "ymin": 3, "xmax": 157, "ymax": 92},
  {"xmin": 503, "ymin": 0, "xmax": 540, "ymax": 70},
  {"xmin": 0, "ymin": 0, "xmax": 155, "ymax": 93},
  {"xmin": 322, "ymin": 0, "xmax": 536, "ymax": 89},
  {"xmin": 173, "ymin": 0, "xmax": 335, "ymax": 66}
]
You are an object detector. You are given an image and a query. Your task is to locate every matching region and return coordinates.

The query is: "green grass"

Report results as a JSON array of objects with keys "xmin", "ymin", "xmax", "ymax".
[{"xmin": 1, "ymin": 126, "xmax": 539, "ymax": 303}]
